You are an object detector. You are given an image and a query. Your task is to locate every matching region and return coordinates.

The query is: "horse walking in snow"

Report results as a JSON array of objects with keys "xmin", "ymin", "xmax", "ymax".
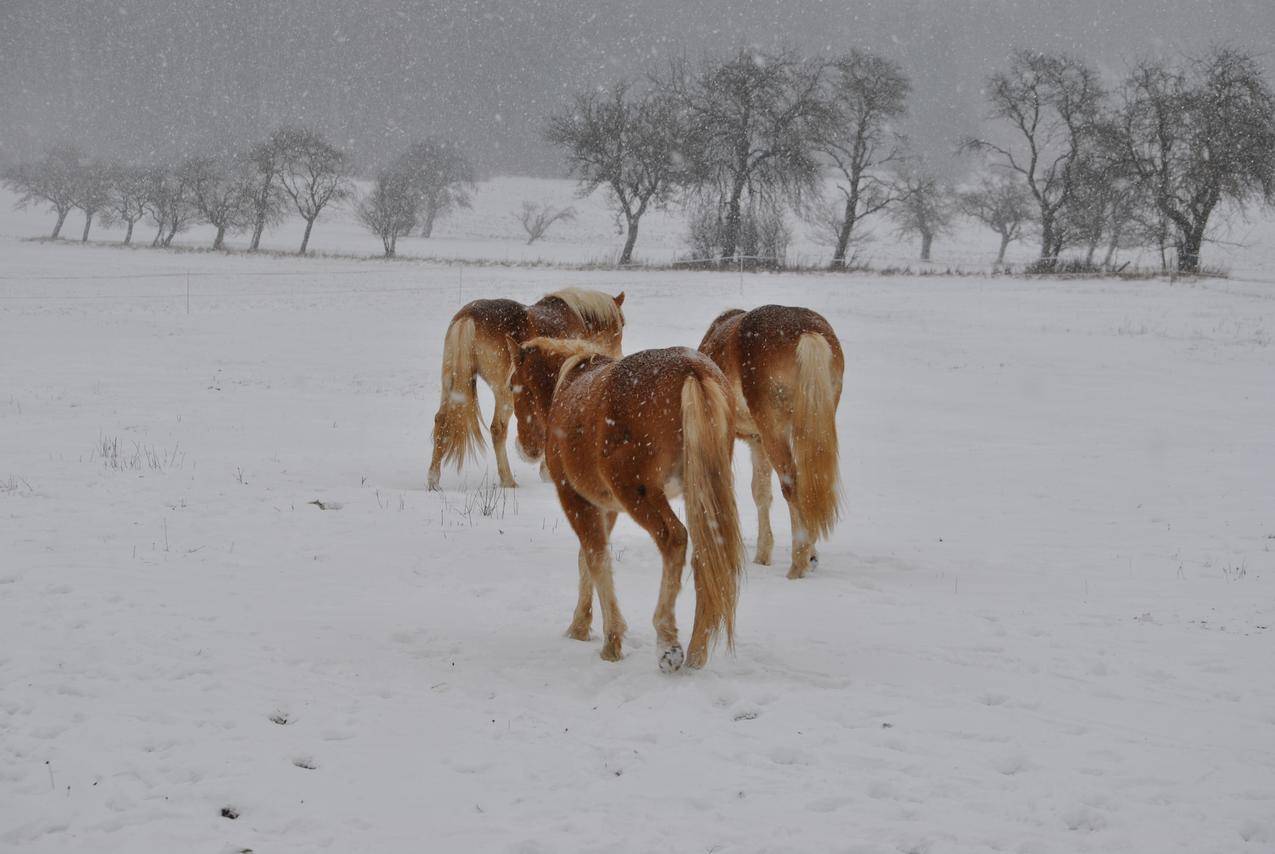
[
  {"xmin": 698, "ymin": 305, "xmax": 844, "ymax": 579},
  {"xmin": 427, "ymin": 288, "xmax": 625, "ymax": 490},
  {"xmin": 507, "ymin": 338, "xmax": 745, "ymax": 672}
]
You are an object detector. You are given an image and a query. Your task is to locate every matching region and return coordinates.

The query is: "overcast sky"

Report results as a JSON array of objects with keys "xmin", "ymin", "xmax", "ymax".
[{"xmin": 2, "ymin": 0, "xmax": 1272, "ymax": 175}]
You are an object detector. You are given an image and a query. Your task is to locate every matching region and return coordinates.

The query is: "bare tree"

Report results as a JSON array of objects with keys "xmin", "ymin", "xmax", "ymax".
[
  {"xmin": 101, "ymin": 164, "xmax": 149, "ymax": 244},
  {"xmin": 391, "ymin": 139, "xmax": 475, "ymax": 239},
  {"xmin": 958, "ymin": 173, "xmax": 1035, "ymax": 266},
  {"xmin": 71, "ymin": 159, "xmax": 112, "ymax": 242},
  {"xmin": 517, "ymin": 201, "xmax": 575, "ymax": 244},
  {"xmin": 668, "ymin": 49, "xmax": 830, "ymax": 262},
  {"xmin": 1128, "ymin": 205, "xmax": 1174, "ymax": 271},
  {"xmin": 687, "ymin": 196, "xmax": 791, "ymax": 267},
  {"xmin": 276, "ymin": 128, "xmax": 352, "ymax": 254},
  {"xmin": 1107, "ymin": 47, "xmax": 1275, "ymax": 273},
  {"xmin": 142, "ymin": 164, "xmax": 196, "ymax": 248},
  {"xmin": 1061, "ymin": 154, "xmax": 1111, "ymax": 266},
  {"xmin": 806, "ymin": 198, "xmax": 873, "ymax": 262},
  {"xmin": 244, "ymin": 131, "xmax": 294, "ymax": 250},
  {"xmin": 964, "ymin": 50, "xmax": 1103, "ymax": 269},
  {"xmin": 821, "ymin": 50, "xmax": 911, "ymax": 269},
  {"xmin": 546, "ymin": 82, "xmax": 693, "ymax": 264},
  {"xmin": 355, "ymin": 171, "xmax": 419, "ymax": 257},
  {"xmin": 2, "ymin": 145, "xmax": 82, "ymax": 238},
  {"xmin": 891, "ymin": 165, "xmax": 954, "ymax": 262},
  {"xmin": 1060, "ymin": 144, "xmax": 1146, "ymax": 269},
  {"xmin": 183, "ymin": 156, "xmax": 254, "ymax": 250}
]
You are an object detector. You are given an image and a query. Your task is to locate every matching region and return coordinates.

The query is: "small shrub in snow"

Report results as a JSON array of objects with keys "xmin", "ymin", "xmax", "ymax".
[{"xmin": 516, "ymin": 201, "xmax": 576, "ymax": 244}]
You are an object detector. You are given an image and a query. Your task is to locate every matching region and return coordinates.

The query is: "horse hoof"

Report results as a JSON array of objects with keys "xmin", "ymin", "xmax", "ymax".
[
  {"xmin": 565, "ymin": 624, "xmax": 591, "ymax": 641},
  {"xmin": 658, "ymin": 645, "xmax": 685, "ymax": 673},
  {"xmin": 600, "ymin": 635, "xmax": 623, "ymax": 661},
  {"xmin": 500, "ymin": 479, "xmax": 518, "ymax": 489},
  {"xmin": 786, "ymin": 566, "xmax": 807, "ymax": 580},
  {"xmin": 754, "ymin": 551, "xmax": 772, "ymax": 566}
]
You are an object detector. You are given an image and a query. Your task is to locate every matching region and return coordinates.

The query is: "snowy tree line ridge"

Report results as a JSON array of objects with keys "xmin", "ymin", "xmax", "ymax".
[{"xmin": 5, "ymin": 46, "xmax": 1274, "ymax": 274}]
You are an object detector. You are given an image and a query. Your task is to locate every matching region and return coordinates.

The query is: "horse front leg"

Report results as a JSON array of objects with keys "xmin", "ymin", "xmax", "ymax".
[
  {"xmin": 490, "ymin": 388, "xmax": 518, "ymax": 488},
  {"xmin": 565, "ymin": 548, "xmax": 594, "ymax": 641},
  {"xmin": 747, "ymin": 436, "xmax": 775, "ymax": 566}
]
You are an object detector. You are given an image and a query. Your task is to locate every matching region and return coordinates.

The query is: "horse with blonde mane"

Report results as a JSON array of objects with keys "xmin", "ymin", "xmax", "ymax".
[
  {"xmin": 508, "ymin": 337, "xmax": 745, "ymax": 671},
  {"xmin": 698, "ymin": 305, "xmax": 844, "ymax": 579},
  {"xmin": 427, "ymin": 288, "xmax": 625, "ymax": 490}
]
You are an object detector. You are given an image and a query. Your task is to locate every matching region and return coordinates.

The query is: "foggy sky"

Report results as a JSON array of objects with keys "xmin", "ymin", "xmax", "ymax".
[{"xmin": 2, "ymin": 0, "xmax": 1272, "ymax": 176}]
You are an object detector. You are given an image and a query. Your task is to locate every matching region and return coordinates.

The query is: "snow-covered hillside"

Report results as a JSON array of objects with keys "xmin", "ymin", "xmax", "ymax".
[{"xmin": 1, "ymin": 202, "xmax": 1274, "ymax": 852}]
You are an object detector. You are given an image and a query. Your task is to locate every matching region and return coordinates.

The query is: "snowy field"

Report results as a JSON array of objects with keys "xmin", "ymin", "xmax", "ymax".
[{"xmin": 2, "ymin": 191, "xmax": 1275, "ymax": 853}]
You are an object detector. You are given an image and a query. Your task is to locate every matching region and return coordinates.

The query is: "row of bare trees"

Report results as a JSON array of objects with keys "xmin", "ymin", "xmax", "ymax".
[
  {"xmin": 5, "ymin": 47, "xmax": 1272, "ymax": 272},
  {"xmin": 3, "ymin": 129, "xmax": 353, "ymax": 253},
  {"xmin": 963, "ymin": 47, "xmax": 1275, "ymax": 273},
  {"xmin": 3, "ymin": 130, "xmax": 472, "ymax": 257},
  {"xmin": 547, "ymin": 45, "xmax": 1275, "ymax": 273}
]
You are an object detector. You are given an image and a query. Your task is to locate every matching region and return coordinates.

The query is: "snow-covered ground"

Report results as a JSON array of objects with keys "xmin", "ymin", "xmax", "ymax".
[{"xmin": 2, "ymin": 190, "xmax": 1275, "ymax": 852}]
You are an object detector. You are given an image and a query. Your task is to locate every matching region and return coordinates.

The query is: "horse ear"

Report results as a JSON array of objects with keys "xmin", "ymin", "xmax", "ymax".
[
  {"xmin": 504, "ymin": 334, "xmax": 522, "ymax": 363},
  {"xmin": 613, "ymin": 291, "xmax": 625, "ymax": 307}
]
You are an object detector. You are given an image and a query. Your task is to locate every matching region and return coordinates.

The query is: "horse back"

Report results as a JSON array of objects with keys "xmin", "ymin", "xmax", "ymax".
[
  {"xmin": 702, "ymin": 305, "xmax": 843, "ymax": 430},
  {"xmin": 549, "ymin": 347, "xmax": 725, "ymax": 508},
  {"xmin": 455, "ymin": 298, "xmax": 533, "ymax": 344}
]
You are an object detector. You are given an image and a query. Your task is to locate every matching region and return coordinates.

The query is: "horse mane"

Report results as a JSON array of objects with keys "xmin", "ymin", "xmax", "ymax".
[
  {"xmin": 522, "ymin": 337, "xmax": 611, "ymax": 393},
  {"xmin": 544, "ymin": 288, "xmax": 624, "ymax": 332}
]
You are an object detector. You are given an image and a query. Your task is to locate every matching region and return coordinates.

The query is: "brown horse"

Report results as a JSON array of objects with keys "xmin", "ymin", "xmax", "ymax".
[
  {"xmin": 427, "ymin": 288, "xmax": 625, "ymax": 490},
  {"xmin": 508, "ymin": 337, "xmax": 745, "ymax": 672},
  {"xmin": 698, "ymin": 305, "xmax": 844, "ymax": 579}
]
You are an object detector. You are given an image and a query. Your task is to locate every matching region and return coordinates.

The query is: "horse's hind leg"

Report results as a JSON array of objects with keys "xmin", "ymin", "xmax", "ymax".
[
  {"xmin": 490, "ymin": 385, "xmax": 517, "ymax": 488},
  {"xmin": 622, "ymin": 490, "xmax": 688, "ymax": 673},
  {"xmin": 757, "ymin": 422, "xmax": 815, "ymax": 579},
  {"xmin": 427, "ymin": 398, "xmax": 453, "ymax": 490},
  {"xmin": 558, "ymin": 488, "xmax": 626, "ymax": 660},
  {"xmin": 426, "ymin": 429, "xmax": 445, "ymax": 491},
  {"xmin": 747, "ymin": 436, "xmax": 775, "ymax": 566}
]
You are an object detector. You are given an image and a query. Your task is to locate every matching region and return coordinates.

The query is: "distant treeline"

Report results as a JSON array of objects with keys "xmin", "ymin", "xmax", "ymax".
[{"xmin": 5, "ymin": 45, "xmax": 1273, "ymax": 273}]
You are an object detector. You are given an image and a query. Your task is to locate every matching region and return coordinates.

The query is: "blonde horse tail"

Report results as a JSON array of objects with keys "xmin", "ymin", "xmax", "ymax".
[
  {"xmin": 681, "ymin": 373, "xmax": 745, "ymax": 650},
  {"xmin": 432, "ymin": 316, "xmax": 484, "ymax": 472},
  {"xmin": 793, "ymin": 331, "xmax": 842, "ymax": 542}
]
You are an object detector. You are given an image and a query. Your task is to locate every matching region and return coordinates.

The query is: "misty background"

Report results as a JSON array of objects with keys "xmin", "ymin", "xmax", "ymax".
[{"xmin": 2, "ymin": 0, "xmax": 1273, "ymax": 176}]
